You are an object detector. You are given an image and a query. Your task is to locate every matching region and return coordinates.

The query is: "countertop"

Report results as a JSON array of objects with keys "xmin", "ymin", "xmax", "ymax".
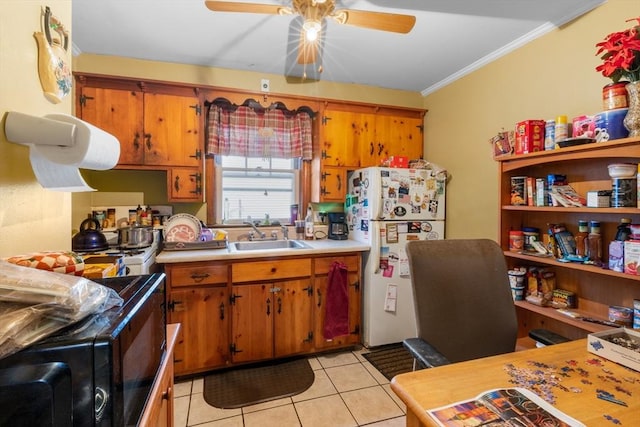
[{"xmin": 156, "ymin": 239, "xmax": 370, "ymax": 263}]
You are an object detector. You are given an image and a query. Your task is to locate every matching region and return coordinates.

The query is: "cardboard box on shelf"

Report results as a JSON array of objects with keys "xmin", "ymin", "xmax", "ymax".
[
  {"xmin": 587, "ymin": 327, "xmax": 640, "ymax": 371},
  {"xmin": 515, "ymin": 120, "xmax": 545, "ymax": 155}
]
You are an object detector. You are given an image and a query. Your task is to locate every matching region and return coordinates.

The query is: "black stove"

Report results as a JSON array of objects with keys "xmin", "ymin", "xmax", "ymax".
[{"xmin": 0, "ymin": 273, "xmax": 167, "ymax": 426}]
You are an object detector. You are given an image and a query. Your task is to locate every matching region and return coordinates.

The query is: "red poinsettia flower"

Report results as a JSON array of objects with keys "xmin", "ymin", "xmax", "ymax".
[{"xmin": 596, "ymin": 17, "xmax": 640, "ymax": 83}]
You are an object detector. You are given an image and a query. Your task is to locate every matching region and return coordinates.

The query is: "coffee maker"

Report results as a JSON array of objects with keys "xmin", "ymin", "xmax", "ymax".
[{"xmin": 328, "ymin": 212, "xmax": 348, "ymax": 240}]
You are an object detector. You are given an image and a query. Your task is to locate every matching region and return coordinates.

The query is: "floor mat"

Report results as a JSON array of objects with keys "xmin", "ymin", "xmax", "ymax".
[
  {"xmin": 363, "ymin": 343, "xmax": 414, "ymax": 381},
  {"xmin": 203, "ymin": 357, "xmax": 314, "ymax": 409}
]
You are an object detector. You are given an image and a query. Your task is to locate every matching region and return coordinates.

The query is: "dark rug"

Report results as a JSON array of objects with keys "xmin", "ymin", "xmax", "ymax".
[
  {"xmin": 363, "ymin": 343, "xmax": 414, "ymax": 381},
  {"xmin": 203, "ymin": 357, "xmax": 314, "ymax": 409}
]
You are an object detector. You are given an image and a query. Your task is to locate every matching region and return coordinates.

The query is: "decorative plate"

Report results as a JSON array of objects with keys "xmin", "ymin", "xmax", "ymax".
[{"xmin": 164, "ymin": 213, "xmax": 202, "ymax": 243}]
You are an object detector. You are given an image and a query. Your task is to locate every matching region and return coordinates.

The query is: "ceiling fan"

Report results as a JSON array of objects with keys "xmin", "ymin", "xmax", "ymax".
[{"xmin": 204, "ymin": 0, "xmax": 416, "ymax": 67}]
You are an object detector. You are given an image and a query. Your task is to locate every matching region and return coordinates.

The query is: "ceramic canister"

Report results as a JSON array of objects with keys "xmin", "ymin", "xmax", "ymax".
[{"xmin": 594, "ymin": 109, "xmax": 629, "ymax": 142}]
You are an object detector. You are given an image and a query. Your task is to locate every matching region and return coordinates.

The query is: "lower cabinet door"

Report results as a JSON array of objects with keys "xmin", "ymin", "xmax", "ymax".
[
  {"xmin": 313, "ymin": 255, "xmax": 361, "ymax": 350},
  {"xmin": 169, "ymin": 287, "xmax": 229, "ymax": 376},
  {"xmin": 274, "ymin": 279, "xmax": 314, "ymax": 357},
  {"xmin": 230, "ymin": 283, "xmax": 274, "ymax": 363}
]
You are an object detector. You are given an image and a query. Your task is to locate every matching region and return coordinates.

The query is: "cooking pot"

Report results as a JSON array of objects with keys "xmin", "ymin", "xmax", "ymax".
[
  {"xmin": 72, "ymin": 218, "xmax": 109, "ymax": 252},
  {"xmin": 117, "ymin": 225, "xmax": 154, "ymax": 249}
]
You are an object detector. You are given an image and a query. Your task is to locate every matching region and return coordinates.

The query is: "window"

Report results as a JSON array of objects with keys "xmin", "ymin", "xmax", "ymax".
[{"xmin": 215, "ymin": 155, "xmax": 299, "ymax": 224}]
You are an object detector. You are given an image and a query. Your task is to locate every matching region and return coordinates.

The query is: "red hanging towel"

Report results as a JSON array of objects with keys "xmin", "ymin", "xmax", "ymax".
[{"xmin": 323, "ymin": 261, "xmax": 349, "ymax": 339}]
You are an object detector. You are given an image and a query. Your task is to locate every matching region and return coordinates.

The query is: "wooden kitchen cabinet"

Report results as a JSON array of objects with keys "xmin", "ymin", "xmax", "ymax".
[
  {"xmin": 168, "ymin": 167, "xmax": 203, "ymax": 202},
  {"xmin": 318, "ymin": 166, "xmax": 347, "ymax": 202},
  {"xmin": 162, "ymin": 251, "xmax": 363, "ymax": 375},
  {"xmin": 321, "ymin": 109, "xmax": 370, "ymax": 168},
  {"xmin": 496, "ymin": 137, "xmax": 640, "ymax": 344},
  {"xmin": 74, "ymin": 74, "xmax": 204, "ymax": 202},
  {"xmin": 313, "ymin": 254, "xmax": 361, "ymax": 350},
  {"xmin": 139, "ymin": 323, "xmax": 179, "ymax": 427},
  {"xmin": 371, "ymin": 114, "xmax": 423, "ymax": 166},
  {"xmin": 165, "ymin": 263, "xmax": 230, "ymax": 376},
  {"xmin": 230, "ymin": 258, "xmax": 314, "ymax": 363},
  {"xmin": 313, "ymin": 102, "xmax": 425, "ymax": 202}
]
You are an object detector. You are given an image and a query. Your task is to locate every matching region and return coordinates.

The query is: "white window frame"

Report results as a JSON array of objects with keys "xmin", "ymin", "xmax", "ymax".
[{"xmin": 214, "ymin": 156, "xmax": 300, "ymax": 225}]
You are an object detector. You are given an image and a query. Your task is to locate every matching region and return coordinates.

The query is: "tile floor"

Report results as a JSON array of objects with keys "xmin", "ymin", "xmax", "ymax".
[{"xmin": 173, "ymin": 347, "xmax": 407, "ymax": 427}]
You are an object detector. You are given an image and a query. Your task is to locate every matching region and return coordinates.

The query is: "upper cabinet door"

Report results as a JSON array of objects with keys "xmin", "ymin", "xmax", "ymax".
[
  {"xmin": 374, "ymin": 115, "xmax": 424, "ymax": 165},
  {"xmin": 322, "ymin": 109, "xmax": 372, "ymax": 168},
  {"xmin": 78, "ymin": 86, "xmax": 145, "ymax": 165},
  {"xmin": 143, "ymin": 93, "xmax": 201, "ymax": 167}
]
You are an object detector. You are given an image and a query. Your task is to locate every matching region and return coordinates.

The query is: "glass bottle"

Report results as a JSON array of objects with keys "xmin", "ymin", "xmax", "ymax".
[
  {"xmin": 587, "ymin": 220, "xmax": 602, "ymax": 265},
  {"xmin": 615, "ymin": 217, "xmax": 632, "ymax": 241},
  {"xmin": 575, "ymin": 220, "xmax": 589, "ymax": 257},
  {"xmin": 304, "ymin": 205, "xmax": 314, "ymax": 240}
]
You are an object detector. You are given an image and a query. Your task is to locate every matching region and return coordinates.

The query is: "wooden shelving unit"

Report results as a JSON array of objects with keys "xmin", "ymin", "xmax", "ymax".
[{"xmin": 496, "ymin": 136, "xmax": 640, "ymax": 341}]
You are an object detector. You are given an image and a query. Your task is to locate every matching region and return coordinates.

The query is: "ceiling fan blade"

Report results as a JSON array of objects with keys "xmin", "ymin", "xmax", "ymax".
[
  {"xmin": 333, "ymin": 9, "xmax": 415, "ymax": 33},
  {"xmin": 204, "ymin": 0, "xmax": 285, "ymax": 15}
]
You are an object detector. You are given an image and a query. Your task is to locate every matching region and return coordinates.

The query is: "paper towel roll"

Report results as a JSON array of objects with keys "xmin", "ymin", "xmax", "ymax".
[
  {"xmin": 29, "ymin": 149, "xmax": 96, "ymax": 192},
  {"xmin": 33, "ymin": 114, "xmax": 120, "ymax": 170}
]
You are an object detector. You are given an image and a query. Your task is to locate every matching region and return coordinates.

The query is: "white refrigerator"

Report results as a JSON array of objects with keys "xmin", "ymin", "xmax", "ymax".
[{"xmin": 346, "ymin": 166, "xmax": 447, "ymax": 348}]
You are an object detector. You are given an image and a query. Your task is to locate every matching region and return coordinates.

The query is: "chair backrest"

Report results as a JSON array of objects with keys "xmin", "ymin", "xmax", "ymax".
[{"xmin": 406, "ymin": 239, "xmax": 517, "ymax": 363}]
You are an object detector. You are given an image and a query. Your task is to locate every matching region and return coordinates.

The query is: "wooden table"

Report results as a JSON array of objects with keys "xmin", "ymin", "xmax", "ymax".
[{"xmin": 391, "ymin": 339, "xmax": 640, "ymax": 427}]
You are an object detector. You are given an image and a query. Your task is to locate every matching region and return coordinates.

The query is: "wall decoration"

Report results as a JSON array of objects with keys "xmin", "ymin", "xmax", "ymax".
[{"xmin": 34, "ymin": 6, "xmax": 72, "ymax": 103}]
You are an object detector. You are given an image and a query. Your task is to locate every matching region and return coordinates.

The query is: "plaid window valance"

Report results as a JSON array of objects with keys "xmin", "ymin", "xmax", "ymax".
[{"xmin": 205, "ymin": 99, "xmax": 314, "ymax": 160}]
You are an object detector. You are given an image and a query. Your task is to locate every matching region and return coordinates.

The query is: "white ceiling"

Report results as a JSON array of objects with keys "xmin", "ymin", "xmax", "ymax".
[{"xmin": 71, "ymin": 0, "xmax": 604, "ymax": 95}]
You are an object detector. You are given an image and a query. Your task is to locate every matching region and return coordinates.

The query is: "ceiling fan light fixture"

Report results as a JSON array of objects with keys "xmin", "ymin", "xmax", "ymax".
[{"xmin": 302, "ymin": 19, "xmax": 322, "ymax": 41}]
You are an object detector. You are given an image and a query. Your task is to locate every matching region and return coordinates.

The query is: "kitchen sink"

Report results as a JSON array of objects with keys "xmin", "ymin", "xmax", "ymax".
[{"xmin": 233, "ymin": 240, "xmax": 311, "ymax": 251}]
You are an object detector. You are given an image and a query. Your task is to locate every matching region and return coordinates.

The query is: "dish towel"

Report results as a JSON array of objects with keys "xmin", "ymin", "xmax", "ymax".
[{"xmin": 323, "ymin": 261, "xmax": 349, "ymax": 339}]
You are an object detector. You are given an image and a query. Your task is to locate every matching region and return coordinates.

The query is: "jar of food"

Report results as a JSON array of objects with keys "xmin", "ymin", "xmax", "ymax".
[
  {"xmin": 509, "ymin": 230, "xmax": 525, "ymax": 252},
  {"xmin": 602, "ymin": 82, "xmax": 628, "ymax": 111},
  {"xmin": 522, "ymin": 227, "xmax": 540, "ymax": 252}
]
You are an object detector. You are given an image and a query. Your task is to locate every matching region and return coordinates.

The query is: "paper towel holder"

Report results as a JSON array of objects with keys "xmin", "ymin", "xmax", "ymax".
[{"xmin": 2, "ymin": 111, "xmax": 120, "ymax": 192}]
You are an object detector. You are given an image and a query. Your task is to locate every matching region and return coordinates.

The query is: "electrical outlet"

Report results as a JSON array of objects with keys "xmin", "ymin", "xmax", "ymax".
[{"xmin": 261, "ymin": 79, "xmax": 270, "ymax": 93}]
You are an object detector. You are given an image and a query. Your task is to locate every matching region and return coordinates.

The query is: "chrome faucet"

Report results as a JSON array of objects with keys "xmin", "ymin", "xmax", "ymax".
[
  {"xmin": 281, "ymin": 225, "xmax": 289, "ymax": 240},
  {"xmin": 243, "ymin": 221, "xmax": 266, "ymax": 240}
]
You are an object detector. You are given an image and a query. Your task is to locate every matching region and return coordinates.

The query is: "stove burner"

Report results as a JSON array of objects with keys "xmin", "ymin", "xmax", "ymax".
[{"xmin": 106, "ymin": 247, "xmax": 145, "ymax": 257}]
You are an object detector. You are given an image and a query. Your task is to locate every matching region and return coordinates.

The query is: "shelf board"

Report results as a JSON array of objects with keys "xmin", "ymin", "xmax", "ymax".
[
  {"xmin": 514, "ymin": 301, "xmax": 613, "ymax": 333},
  {"xmin": 504, "ymin": 251, "xmax": 640, "ymax": 281},
  {"xmin": 501, "ymin": 205, "xmax": 640, "ymax": 214},
  {"xmin": 497, "ymin": 137, "xmax": 640, "ymax": 172}
]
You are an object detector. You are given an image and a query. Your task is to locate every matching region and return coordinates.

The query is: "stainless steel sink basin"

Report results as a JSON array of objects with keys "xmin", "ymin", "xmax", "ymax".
[{"xmin": 233, "ymin": 240, "xmax": 311, "ymax": 251}]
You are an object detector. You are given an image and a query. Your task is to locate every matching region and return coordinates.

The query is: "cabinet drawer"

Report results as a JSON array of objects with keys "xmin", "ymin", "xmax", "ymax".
[
  {"xmin": 232, "ymin": 259, "xmax": 311, "ymax": 283},
  {"xmin": 314, "ymin": 255, "xmax": 360, "ymax": 274},
  {"xmin": 169, "ymin": 263, "xmax": 228, "ymax": 287}
]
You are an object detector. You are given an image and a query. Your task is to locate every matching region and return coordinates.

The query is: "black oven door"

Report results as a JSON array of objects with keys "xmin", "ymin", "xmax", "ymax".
[{"xmin": 0, "ymin": 362, "xmax": 73, "ymax": 426}]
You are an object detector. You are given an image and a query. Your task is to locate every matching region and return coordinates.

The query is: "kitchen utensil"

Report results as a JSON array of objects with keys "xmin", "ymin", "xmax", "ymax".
[
  {"xmin": 117, "ymin": 225, "xmax": 154, "ymax": 249},
  {"xmin": 72, "ymin": 218, "xmax": 109, "ymax": 252}
]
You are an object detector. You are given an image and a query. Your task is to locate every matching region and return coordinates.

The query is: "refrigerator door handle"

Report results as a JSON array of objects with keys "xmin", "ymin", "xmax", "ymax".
[
  {"xmin": 371, "ymin": 223, "xmax": 380, "ymax": 274},
  {"xmin": 370, "ymin": 168, "xmax": 384, "ymax": 221}
]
